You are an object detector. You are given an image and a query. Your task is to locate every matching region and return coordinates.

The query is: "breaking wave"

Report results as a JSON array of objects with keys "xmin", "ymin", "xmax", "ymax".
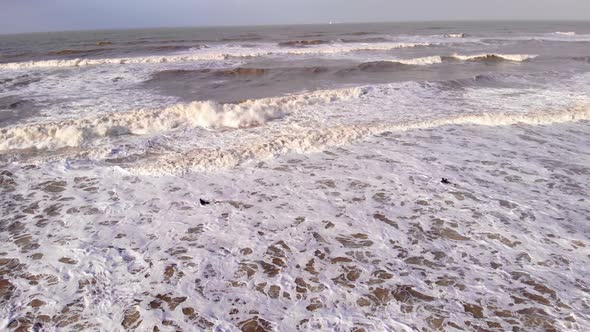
[
  {"xmin": 444, "ymin": 33, "xmax": 466, "ymax": 38},
  {"xmin": 358, "ymin": 53, "xmax": 534, "ymax": 69},
  {"xmin": 0, "ymin": 43, "xmax": 430, "ymax": 70},
  {"xmin": 387, "ymin": 56, "xmax": 443, "ymax": 66},
  {"xmin": 132, "ymin": 106, "xmax": 590, "ymax": 175},
  {"xmin": 555, "ymin": 31, "xmax": 576, "ymax": 36},
  {"xmin": 446, "ymin": 53, "xmax": 537, "ymax": 62},
  {"xmin": 0, "ymin": 87, "xmax": 368, "ymax": 151},
  {"xmin": 0, "ymin": 51, "xmax": 531, "ymax": 71},
  {"xmin": 144, "ymin": 52, "xmax": 532, "ymax": 86}
]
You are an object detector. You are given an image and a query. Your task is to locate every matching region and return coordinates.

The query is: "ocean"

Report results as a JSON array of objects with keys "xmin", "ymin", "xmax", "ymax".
[{"xmin": 1, "ymin": 21, "xmax": 589, "ymax": 331}]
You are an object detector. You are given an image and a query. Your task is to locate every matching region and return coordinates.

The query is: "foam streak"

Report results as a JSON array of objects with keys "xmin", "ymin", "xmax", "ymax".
[{"xmin": 133, "ymin": 106, "xmax": 590, "ymax": 175}]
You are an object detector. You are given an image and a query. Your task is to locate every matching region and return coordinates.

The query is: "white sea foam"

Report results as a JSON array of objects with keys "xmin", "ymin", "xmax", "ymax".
[
  {"xmin": 283, "ymin": 42, "xmax": 430, "ymax": 54},
  {"xmin": 379, "ymin": 54, "xmax": 535, "ymax": 66},
  {"xmin": 389, "ymin": 56, "xmax": 443, "ymax": 66},
  {"xmin": 0, "ymin": 54, "xmax": 226, "ymax": 70},
  {"xmin": 0, "ymin": 43, "xmax": 430, "ymax": 70},
  {"xmin": 0, "ymin": 87, "xmax": 368, "ymax": 151},
  {"xmin": 486, "ymin": 32, "xmax": 590, "ymax": 42},
  {"xmin": 2, "ymin": 116, "xmax": 589, "ymax": 331},
  {"xmin": 132, "ymin": 105, "xmax": 590, "ymax": 175},
  {"xmin": 3, "ymin": 25, "xmax": 590, "ymax": 331},
  {"xmin": 445, "ymin": 33, "xmax": 466, "ymax": 38},
  {"xmin": 555, "ymin": 31, "xmax": 577, "ymax": 36}
]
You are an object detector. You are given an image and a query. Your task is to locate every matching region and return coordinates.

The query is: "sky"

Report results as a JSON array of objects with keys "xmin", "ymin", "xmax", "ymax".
[{"xmin": 1, "ymin": 0, "xmax": 589, "ymax": 34}]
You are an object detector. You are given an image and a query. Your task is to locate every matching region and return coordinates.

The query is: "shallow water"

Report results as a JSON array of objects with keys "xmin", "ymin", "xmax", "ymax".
[{"xmin": 2, "ymin": 122, "xmax": 589, "ymax": 331}]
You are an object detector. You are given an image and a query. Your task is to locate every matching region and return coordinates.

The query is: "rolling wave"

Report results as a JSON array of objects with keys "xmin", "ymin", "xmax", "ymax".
[
  {"xmin": 0, "ymin": 87, "xmax": 368, "ymax": 151},
  {"xmin": 1, "ymin": 51, "xmax": 531, "ymax": 71},
  {"xmin": 145, "ymin": 52, "xmax": 526, "ymax": 85},
  {"xmin": 386, "ymin": 56, "xmax": 444, "ymax": 66},
  {"xmin": 131, "ymin": 105, "xmax": 590, "ymax": 175},
  {"xmin": 0, "ymin": 43, "xmax": 430, "ymax": 70},
  {"xmin": 446, "ymin": 53, "xmax": 537, "ymax": 62},
  {"xmin": 359, "ymin": 53, "xmax": 534, "ymax": 69}
]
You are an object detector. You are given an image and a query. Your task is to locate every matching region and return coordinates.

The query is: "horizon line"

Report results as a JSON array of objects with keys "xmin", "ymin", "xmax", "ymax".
[{"xmin": 1, "ymin": 18, "xmax": 589, "ymax": 36}]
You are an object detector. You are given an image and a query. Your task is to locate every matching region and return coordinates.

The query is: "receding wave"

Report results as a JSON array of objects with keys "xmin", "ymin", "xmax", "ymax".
[
  {"xmin": 0, "ymin": 87, "xmax": 368, "ymax": 151},
  {"xmin": 131, "ymin": 106, "xmax": 590, "ymax": 175},
  {"xmin": 0, "ymin": 43, "xmax": 430, "ymax": 70}
]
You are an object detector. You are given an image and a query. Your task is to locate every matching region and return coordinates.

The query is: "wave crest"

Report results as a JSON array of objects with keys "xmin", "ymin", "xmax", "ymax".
[
  {"xmin": 389, "ymin": 56, "xmax": 444, "ymax": 66},
  {"xmin": 0, "ymin": 43, "xmax": 430, "ymax": 70},
  {"xmin": 358, "ymin": 54, "xmax": 532, "ymax": 69},
  {"xmin": 444, "ymin": 33, "xmax": 466, "ymax": 38},
  {"xmin": 447, "ymin": 53, "xmax": 537, "ymax": 62},
  {"xmin": 555, "ymin": 31, "xmax": 576, "ymax": 36},
  {"xmin": 0, "ymin": 87, "xmax": 368, "ymax": 151}
]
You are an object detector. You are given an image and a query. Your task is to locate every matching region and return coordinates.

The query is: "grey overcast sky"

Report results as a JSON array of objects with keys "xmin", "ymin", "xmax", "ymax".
[{"xmin": 1, "ymin": 0, "xmax": 589, "ymax": 34}]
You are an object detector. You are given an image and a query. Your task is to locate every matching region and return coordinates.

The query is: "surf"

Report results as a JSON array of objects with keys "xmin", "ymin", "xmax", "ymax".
[
  {"xmin": 131, "ymin": 105, "xmax": 590, "ymax": 175},
  {"xmin": 0, "ymin": 87, "xmax": 368, "ymax": 151},
  {"xmin": 0, "ymin": 43, "xmax": 431, "ymax": 70}
]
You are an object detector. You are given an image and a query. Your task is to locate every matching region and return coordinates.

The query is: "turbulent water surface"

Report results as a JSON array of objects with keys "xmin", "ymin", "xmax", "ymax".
[{"xmin": 1, "ymin": 21, "xmax": 590, "ymax": 331}]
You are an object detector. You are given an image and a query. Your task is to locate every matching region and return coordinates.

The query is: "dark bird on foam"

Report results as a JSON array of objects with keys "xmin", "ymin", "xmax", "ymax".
[
  {"xmin": 441, "ymin": 178, "xmax": 451, "ymax": 184},
  {"xmin": 199, "ymin": 198, "xmax": 211, "ymax": 206}
]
